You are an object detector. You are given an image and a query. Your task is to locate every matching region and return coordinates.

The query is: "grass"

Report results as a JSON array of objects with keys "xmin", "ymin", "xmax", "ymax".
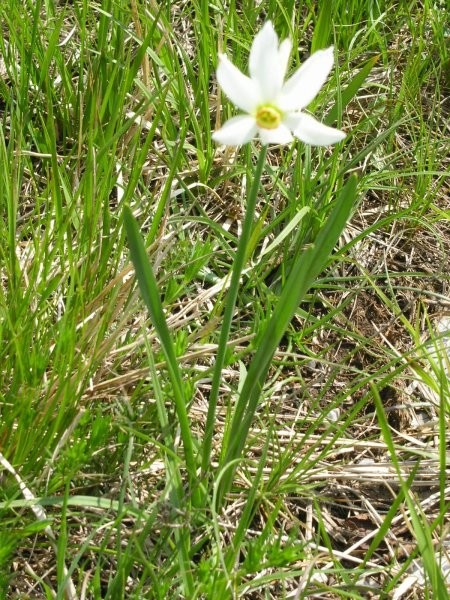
[{"xmin": 0, "ymin": 0, "xmax": 449, "ymax": 597}]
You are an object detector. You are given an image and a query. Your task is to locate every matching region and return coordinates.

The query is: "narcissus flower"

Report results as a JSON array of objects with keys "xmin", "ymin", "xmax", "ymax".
[{"xmin": 213, "ymin": 21, "xmax": 346, "ymax": 147}]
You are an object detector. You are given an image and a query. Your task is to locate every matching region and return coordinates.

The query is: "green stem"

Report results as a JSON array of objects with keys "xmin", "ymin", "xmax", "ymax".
[{"xmin": 201, "ymin": 146, "xmax": 268, "ymax": 478}]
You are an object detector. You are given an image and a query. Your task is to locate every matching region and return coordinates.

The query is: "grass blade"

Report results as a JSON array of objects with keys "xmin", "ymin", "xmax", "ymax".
[{"xmin": 372, "ymin": 383, "xmax": 449, "ymax": 597}]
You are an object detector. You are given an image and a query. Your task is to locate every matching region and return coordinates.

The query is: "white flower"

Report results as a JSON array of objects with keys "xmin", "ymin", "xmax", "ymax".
[{"xmin": 213, "ymin": 21, "xmax": 346, "ymax": 147}]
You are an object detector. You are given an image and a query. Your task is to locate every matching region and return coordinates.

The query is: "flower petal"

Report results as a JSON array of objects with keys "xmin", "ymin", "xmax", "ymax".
[
  {"xmin": 283, "ymin": 112, "xmax": 303, "ymax": 131},
  {"xmin": 249, "ymin": 21, "xmax": 286, "ymax": 101},
  {"xmin": 213, "ymin": 115, "xmax": 258, "ymax": 145},
  {"xmin": 280, "ymin": 46, "xmax": 335, "ymax": 111},
  {"xmin": 278, "ymin": 38, "xmax": 292, "ymax": 79},
  {"xmin": 259, "ymin": 123, "xmax": 293, "ymax": 145},
  {"xmin": 293, "ymin": 113, "xmax": 346, "ymax": 146},
  {"xmin": 217, "ymin": 54, "xmax": 261, "ymax": 112}
]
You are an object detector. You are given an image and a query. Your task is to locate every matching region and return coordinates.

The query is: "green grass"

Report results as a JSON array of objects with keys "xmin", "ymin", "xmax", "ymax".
[{"xmin": 1, "ymin": 0, "xmax": 449, "ymax": 597}]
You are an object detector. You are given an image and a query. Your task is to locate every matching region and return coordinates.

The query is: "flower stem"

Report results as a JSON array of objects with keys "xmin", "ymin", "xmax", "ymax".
[{"xmin": 201, "ymin": 145, "xmax": 268, "ymax": 479}]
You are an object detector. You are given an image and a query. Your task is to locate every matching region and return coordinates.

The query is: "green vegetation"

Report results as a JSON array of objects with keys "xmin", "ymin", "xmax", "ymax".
[{"xmin": 0, "ymin": 0, "xmax": 449, "ymax": 597}]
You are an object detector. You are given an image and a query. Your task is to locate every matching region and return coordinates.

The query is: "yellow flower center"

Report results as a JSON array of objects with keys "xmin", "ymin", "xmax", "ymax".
[{"xmin": 255, "ymin": 105, "xmax": 282, "ymax": 130}]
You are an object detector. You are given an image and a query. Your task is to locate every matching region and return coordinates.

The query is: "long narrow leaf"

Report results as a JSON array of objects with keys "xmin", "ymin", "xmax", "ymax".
[
  {"xmin": 218, "ymin": 175, "xmax": 358, "ymax": 503},
  {"xmin": 123, "ymin": 206, "xmax": 199, "ymax": 504},
  {"xmin": 325, "ymin": 55, "xmax": 380, "ymax": 126}
]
